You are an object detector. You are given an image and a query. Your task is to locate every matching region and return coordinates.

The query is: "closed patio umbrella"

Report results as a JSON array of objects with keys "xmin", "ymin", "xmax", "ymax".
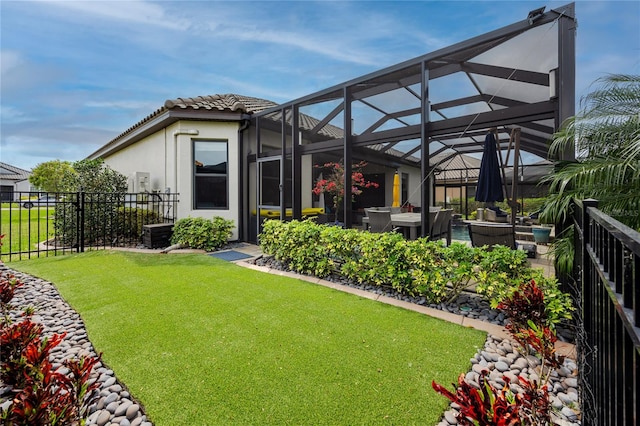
[
  {"xmin": 392, "ymin": 171, "xmax": 400, "ymax": 207},
  {"xmin": 475, "ymin": 132, "xmax": 504, "ymax": 203}
]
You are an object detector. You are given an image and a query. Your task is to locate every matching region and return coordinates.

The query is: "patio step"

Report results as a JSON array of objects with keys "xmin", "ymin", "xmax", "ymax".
[{"xmin": 515, "ymin": 231, "xmax": 535, "ymax": 242}]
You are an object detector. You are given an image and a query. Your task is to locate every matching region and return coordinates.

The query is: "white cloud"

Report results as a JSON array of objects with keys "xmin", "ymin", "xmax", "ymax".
[
  {"xmin": 0, "ymin": 50, "xmax": 23, "ymax": 75},
  {"xmin": 39, "ymin": 0, "xmax": 189, "ymax": 30},
  {"xmin": 225, "ymin": 27, "xmax": 381, "ymax": 67},
  {"xmin": 85, "ymin": 100, "xmax": 158, "ymax": 110},
  {"xmin": 0, "ymin": 106, "xmax": 36, "ymax": 124}
]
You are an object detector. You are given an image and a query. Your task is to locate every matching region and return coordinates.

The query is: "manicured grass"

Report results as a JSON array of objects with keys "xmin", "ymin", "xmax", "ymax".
[
  {"xmin": 10, "ymin": 251, "xmax": 486, "ymax": 425},
  {"xmin": 0, "ymin": 206, "xmax": 55, "ymax": 255}
]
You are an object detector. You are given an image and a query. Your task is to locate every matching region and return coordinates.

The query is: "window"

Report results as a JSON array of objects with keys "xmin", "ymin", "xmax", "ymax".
[{"xmin": 193, "ymin": 141, "xmax": 228, "ymax": 209}]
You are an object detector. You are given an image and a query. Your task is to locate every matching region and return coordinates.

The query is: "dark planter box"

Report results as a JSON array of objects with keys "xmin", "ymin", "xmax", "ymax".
[{"xmin": 142, "ymin": 223, "xmax": 173, "ymax": 249}]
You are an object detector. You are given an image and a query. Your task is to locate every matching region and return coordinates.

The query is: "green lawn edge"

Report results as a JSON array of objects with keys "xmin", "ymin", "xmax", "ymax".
[{"xmin": 9, "ymin": 251, "xmax": 486, "ymax": 425}]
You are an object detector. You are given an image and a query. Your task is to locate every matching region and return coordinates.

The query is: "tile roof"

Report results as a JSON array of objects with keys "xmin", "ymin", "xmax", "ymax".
[
  {"xmin": 432, "ymin": 153, "xmax": 481, "ymax": 182},
  {"xmin": 0, "ymin": 162, "xmax": 31, "ymax": 181},
  {"xmin": 107, "ymin": 94, "xmax": 277, "ymax": 148},
  {"xmin": 164, "ymin": 94, "xmax": 277, "ymax": 113}
]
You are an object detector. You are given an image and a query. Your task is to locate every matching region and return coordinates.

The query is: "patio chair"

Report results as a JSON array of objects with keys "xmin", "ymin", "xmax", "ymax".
[
  {"xmin": 468, "ymin": 223, "xmax": 516, "ymax": 250},
  {"xmin": 430, "ymin": 209, "xmax": 453, "ymax": 245},
  {"xmin": 367, "ymin": 210, "xmax": 398, "ymax": 233}
]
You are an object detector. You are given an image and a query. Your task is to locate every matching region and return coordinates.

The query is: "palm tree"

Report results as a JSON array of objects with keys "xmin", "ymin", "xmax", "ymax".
[{"xmin": 541, "ymin": 74, "xmax": 640, "ymax": 273}]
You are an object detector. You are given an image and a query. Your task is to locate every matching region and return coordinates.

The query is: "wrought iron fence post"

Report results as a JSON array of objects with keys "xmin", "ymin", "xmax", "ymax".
[
  {"xmin": 79, "ymin": 191, "xmax": 85, "ymax": 253},
  {"xmin": 579, "ymin": 198, "xmax": 598, "ymax": 426}
]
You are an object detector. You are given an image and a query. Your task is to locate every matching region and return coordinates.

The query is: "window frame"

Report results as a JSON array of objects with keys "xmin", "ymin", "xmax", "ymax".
[{"xmin": 192, "ymin": 139, "xmax": 229, "ymax": 210}]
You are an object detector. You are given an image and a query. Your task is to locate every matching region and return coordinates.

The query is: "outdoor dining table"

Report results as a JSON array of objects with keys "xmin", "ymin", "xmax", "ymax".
[{"xmin": 362, "ymin": 212, "xmax": 423, "ymax": 240}]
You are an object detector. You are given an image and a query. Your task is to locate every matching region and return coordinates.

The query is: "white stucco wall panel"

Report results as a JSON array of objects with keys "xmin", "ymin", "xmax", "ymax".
[
  {"xmin": 101, "ymin": 131, "xmax": 167, "ymax": 192},
  {"xmin": 102, "ymin": 120, "xmax": 244, "ymax": 240}
]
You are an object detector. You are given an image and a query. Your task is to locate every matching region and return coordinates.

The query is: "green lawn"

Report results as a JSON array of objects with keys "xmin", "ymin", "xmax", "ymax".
[
  {"xmin": 9, "ymin": 251, "xmax": 486, "ymax": 425},
  {"xmin": 0, "ymin": 206, "xmax": 55, "ymax": 255}
]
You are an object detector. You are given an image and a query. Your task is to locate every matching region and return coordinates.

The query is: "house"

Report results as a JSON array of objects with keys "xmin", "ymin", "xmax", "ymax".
[
  {"xmin": 88, "ymin": 94, "xmax": 277, "ymax": 240},
  {"xmin": 90, "ymin": 4, "xmax": 576, "ymax": 242},
  {"xmin": 90, "ymin": 94, "xmax": 420, "ymax": 241},
  {"xmin": 0, "ymin": 162, "xmax": 32, "ymax": 202}
]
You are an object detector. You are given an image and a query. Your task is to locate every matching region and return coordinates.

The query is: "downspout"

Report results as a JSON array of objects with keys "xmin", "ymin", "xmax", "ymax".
[
  {"xmin": 237, "ymin": 116, "xmax": 251, "ymax": 242},
  {"xmin": 172, "ymin": 129, "xmax": 199, "ymax": 204}
]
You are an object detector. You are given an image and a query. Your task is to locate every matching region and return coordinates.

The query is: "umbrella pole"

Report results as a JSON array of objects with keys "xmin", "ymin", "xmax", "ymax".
[
  {"xmin": 493, "ymin": 128, "xmax": 509, "ymax": 205},
  {"xmin": 510, "ymin": 128, "xmax": 521, "ymax": 226}
]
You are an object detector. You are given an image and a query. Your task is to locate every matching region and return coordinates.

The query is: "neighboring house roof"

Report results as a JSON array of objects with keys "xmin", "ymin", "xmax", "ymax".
[
  {"xmin": 90, "ymin": 94, "xmax": 277, "ymax": 159},
  {"xmin": 432, "ymin": 153, "xmax": 481, "ymax": 182},
  {"xmin": 0, "ymin": 162, "xmax": 31, "ymax": 182}
]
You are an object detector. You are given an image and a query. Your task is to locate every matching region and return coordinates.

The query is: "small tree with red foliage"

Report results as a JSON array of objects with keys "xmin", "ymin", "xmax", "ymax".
[{"xmin": 312, "ymin": 161, "xmax": 379, "ymax": 222}]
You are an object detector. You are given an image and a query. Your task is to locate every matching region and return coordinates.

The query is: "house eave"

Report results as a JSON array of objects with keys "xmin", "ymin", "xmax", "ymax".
[{"xmin": 88, "ymin": 109, "xmax": 249, "ymax": 159}]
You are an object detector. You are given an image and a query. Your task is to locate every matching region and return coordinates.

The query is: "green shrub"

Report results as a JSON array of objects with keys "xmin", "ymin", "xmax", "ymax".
[
  {"xmin": 521, "ymin": 197, "xmax": 547, "ymax": 215},
  {"xmin": 474, "ymin": 245, "xmax": 530, "ymax": 305},
  {"xmin": 170, "ymin": 216, "xmax": 234, "ymax": 251},
  {"xmin": 342, "ymin": 230, "xmax": 408, "ymax": 289},
  {"xmin": 257, "ymin": 219, "xmax": 573, "ymax": 321},
  {"xmin": 116, "ymin": 207, "xmax": 161, "ymax": 239},
  {"xmin": 404, "ymin": 238, "xmax": 449, "ymax": 301}
]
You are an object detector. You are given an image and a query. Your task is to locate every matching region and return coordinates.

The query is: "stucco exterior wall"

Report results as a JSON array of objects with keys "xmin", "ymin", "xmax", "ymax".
[
  {"xmin": 102, "ymin": 120, "xmax": 244, "ymax": 240},
  {"xmin": 401, "ymin": 166, "xmax": 425, "ymax": 208}
]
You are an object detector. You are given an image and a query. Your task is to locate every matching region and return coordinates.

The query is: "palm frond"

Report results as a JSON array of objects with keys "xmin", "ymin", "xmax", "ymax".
[{"xmin": 544, "ymin": 73, "xmax": 640, "ymax": 232}]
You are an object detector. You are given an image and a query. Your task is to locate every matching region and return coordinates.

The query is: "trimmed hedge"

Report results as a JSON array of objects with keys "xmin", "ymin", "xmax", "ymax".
[
  {"xmin": 259, "ymin": 219, "xmax": 573, "ymax": 325},
  {"xmin": 170, "ymin": 216, "xmax": 234, "ymax": 251}
]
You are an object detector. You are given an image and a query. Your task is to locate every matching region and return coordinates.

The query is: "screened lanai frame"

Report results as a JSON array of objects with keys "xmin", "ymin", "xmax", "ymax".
[{"xmin": 245, "ymin": 3, "xmax": 576, "ymax": 241}]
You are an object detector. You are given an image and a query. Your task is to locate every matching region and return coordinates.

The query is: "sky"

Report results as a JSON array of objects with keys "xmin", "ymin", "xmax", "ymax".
[{"xmin": 1, "ymin": 0, "xmax": 639, "ymax": 171}]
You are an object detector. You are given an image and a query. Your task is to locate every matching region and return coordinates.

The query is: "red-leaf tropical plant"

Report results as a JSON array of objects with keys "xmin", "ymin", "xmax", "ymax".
[
  {"xmin": 433, "ymin": 279, "xmax": 570, "ymax": 425},
  {"xmin": 496, "ymin": 279, "xmax": 566, "ymax": 424},
  {"xmin": 496, "ymin": 279, "xmax": 565, "ymax": 369},
  {"xmin": 1, "ymin": 272, "xmax": 24, "ymax": 324},
  {"xmin": 432, "ymin": 370, "xmax": 522, "ymax": 425},
  {"xmin": 312, "ymin": 160, "xmax": 379, "ymax": 222},
  {"xmin": 0, "ymin": 235, "xmax": 103, "ymax": 425}
]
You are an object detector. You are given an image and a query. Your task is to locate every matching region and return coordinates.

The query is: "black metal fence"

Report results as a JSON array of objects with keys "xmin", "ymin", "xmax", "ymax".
[
  {"xmin": 0, "ymin": 192, "xmax": 179, "ymax": 261},
  {"xmin": 572, "ymin": 199, "xmax": 639, "ymax": 425}
]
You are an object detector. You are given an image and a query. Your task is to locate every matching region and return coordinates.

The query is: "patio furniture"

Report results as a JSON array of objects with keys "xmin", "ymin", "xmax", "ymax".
[
  {"xmin": 468, "ymin": 223, "xmax": 516, "ymax": 250},
  {"xmin": 430, "ymin": 209, "xmax": 453, "ymax": 245},
  {"xmin": 367, "ymin": 210, "xmax": 399, "ymax": 233}
]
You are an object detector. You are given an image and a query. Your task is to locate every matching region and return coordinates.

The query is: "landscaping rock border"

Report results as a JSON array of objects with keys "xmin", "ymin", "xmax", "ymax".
[{"xmin": 0, "ymin": 265, "xmax": 152, "ymax": 426}]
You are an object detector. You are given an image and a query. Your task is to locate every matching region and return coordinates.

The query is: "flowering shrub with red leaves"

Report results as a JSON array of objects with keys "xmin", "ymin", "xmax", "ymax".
[
  {"xmin": 312, "ymin": 161, "xmax": 379, "ymax": 219},
  {"xmin": 496, "ymin": 279, "xmax": 547, "ymax": 334},
  {"xmin": 5, "ymin": 345, "xmax": 101, "ymax": 426},
  {"xmin": 0, "ymin": 273, "xmax": 23, "ymax": 305},
  {"xmin": 1, "ymin": 273, "xmax": 25, "ymax": 324},
  {"xmin": 518, "ymin": 376, "xmax": 551, "ymax": 425},
  {"xmin": 432, "ymin": 370, "xmax": 554, "ymax": 426}
]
